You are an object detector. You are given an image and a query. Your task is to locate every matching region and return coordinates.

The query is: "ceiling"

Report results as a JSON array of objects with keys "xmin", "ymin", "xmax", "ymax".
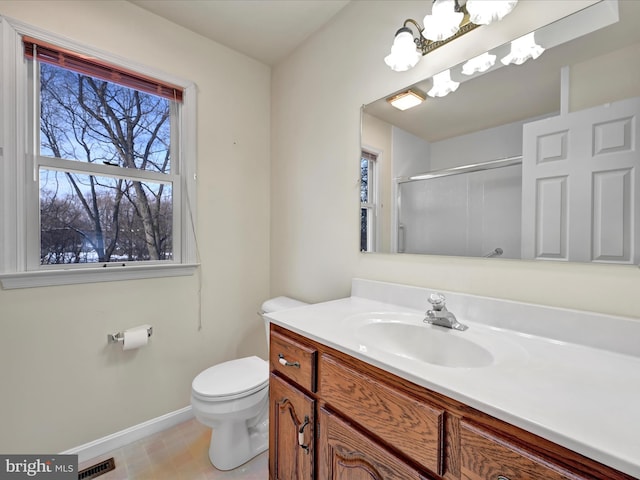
[{"xmin": 128, "ymin": 0, "xmax": 351, "ymax": 66}]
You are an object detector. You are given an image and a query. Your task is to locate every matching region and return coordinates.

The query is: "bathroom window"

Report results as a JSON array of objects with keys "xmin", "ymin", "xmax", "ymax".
[
  {"xmin": 0, "ymin": 19, "xmax": 197, "ymax": 288},
  {"xmin": 360, "ymin": 150, "xmax": 377, "ymax": 252}
]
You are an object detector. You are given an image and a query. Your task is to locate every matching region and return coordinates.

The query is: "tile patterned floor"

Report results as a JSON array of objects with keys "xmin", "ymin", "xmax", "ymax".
[{"xmin": 78, "ymin": 418, "xmax": 267, "ymax": 479}]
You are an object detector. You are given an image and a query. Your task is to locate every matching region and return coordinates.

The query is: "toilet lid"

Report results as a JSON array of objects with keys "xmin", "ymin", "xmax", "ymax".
[{"xmin": 192, "ymin": 356, "xmax": 269, "ymax": 400}]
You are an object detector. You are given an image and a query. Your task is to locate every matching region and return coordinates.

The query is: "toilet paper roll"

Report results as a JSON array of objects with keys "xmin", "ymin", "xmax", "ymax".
[{"xmin": 122, "ymin": 326, "xmax": 149, "ymax": 351}]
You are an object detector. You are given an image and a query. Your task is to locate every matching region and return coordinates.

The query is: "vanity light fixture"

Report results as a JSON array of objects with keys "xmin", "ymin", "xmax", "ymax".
[
  {"xmin": 501, "ymin": 31, "xmax": 545, "ymax": 66},
  {"xmin": 385, "ymin": 0, "xmax": 518, "ymax": 72},
  {"xmin": 427, "ymin": 69, "xmax": 459, "ymax": 98},
  {"xmin": 386, "ymin": 89, "xmax": 426, "ymax": 111},
  {"xmin": 462, "ymin": 51, "xmax": 496, "ymax": 75}
]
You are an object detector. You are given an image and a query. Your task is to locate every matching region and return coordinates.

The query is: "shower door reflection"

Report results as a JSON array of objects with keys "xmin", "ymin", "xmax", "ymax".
[{"xmin": 397, "ymin": 163, "xmax": 522, "ymax": 257}]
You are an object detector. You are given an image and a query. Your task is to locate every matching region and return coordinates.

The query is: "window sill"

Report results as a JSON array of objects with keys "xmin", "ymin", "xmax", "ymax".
[{"xmin": 0, "ymin": 263, "xmax": 199, "ymax": 289}]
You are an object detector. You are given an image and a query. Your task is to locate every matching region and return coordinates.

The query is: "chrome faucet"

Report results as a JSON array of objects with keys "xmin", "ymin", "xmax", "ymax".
[{"xmin": 424, "ymin": 293, "xmax": 468, "ymax": 331}]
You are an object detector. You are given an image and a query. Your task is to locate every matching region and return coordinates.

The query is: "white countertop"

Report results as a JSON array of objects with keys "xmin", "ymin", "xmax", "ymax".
[{"xmin": 266, "ymin": 288, "xmax": 640, "ymax": 478}]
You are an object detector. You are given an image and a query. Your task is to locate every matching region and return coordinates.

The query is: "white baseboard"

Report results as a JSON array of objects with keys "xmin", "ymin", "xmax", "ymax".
[{"xmin": 61, "ymin": 406, "xmax": 194, "ymax": 463}]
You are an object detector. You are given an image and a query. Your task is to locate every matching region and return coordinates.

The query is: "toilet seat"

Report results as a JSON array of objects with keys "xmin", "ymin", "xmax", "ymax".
[{"xmin": 192, "ymin": 356, "xmax": 268, "ymax": 401}]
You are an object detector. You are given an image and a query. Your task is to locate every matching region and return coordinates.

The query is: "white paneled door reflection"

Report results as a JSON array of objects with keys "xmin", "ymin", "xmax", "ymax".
[{"xmin": 522, "ymin": 96, "xmax": 640, "ymax": 263}]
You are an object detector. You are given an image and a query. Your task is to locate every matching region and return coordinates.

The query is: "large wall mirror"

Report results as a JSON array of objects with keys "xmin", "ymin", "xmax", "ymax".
[{"xmin": 361, "ymin": 0, "xmax": 640, "ymax": 264}]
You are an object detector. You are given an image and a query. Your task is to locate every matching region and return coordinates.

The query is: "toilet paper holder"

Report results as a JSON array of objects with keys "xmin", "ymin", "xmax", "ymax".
[{"xmin": 108, "ymin": 326, "xmax": 153, "ymax": 344}]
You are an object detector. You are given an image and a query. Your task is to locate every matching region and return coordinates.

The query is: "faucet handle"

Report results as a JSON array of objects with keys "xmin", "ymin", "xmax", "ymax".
[{"xmin": 428, "ymin": 293, "xmax": 446, "ymax": 310}]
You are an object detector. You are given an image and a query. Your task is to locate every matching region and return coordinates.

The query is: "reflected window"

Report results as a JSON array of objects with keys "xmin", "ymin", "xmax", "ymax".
[{"xmin": 360, "ymin": 151, "xmax": 378, "ymax": 252}]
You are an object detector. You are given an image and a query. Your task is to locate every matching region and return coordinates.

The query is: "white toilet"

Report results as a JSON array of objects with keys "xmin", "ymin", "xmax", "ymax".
[{"xmin": 191, "ymin": 296, "xmax": 307, "ymax": 471}]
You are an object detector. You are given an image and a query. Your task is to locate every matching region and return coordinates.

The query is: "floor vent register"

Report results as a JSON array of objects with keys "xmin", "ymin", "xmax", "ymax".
[{"xmin": 77, "ymin": 457, "xmax": 116, "ymax": 479}]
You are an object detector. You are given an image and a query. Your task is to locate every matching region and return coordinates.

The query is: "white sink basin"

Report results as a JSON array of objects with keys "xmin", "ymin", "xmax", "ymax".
[{"xmin": 345, "ymin": 312, "xmax": 523, "ymax": 369}]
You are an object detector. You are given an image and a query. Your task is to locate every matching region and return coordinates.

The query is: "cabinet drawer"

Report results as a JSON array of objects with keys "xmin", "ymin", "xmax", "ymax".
[
  {"xmin": 460, "ymin": 420, "xmax": 587, "ymax": 480},
  {"xmin": 319, "ymin": 353, "xmax": 444, "ymax": 476},
  {"xmin": 319, "ymin": 407, "xmax": 434, "ymax": 480},
  {"xmin": 270, "ymin": 329, "xmax": 317, "ymax": 392}
]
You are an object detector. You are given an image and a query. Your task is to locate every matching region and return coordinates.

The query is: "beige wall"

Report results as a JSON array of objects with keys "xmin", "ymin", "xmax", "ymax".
[
  {"xmin": 0, "ymin": 1, "xmax": 271, "ymax": 453},
  {"xmin": 271, "ymin": 0, "xmax": 640, "ymax": 317},
  {"xmin": 571, "ymin": 40, "xmax": 640, "ymax": 111}
]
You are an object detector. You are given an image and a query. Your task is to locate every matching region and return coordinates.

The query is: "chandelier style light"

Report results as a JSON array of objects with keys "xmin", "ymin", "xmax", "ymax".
[
  {"xmin": 384, "ymin": 27, "xmax": 422, "ymax": 72},
  {"xmin": 422, "ymin": 0, "xmax": 464, "ymax": 41},
  {"xmin": 427, "ymin": 69, "xmax": 459, "ymax": 98},
  {"xmin": 461, "ymin": 51, "xmax": 496, "ymax": 75},
  {"xmin": 501, "ymin": 32, "xmax": 545, "ymax": 66},
  {"xmin": 384, "ymin": 0, "xmax": 519, "ymax": 72}
]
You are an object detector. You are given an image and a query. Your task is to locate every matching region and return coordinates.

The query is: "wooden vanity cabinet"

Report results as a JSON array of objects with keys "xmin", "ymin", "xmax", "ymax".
[
  {"xmin": 269, "ymin": 324, "xmax": 637, "ymax": 480},
  {"xmin": 269, "ymin": 329, "xmax": 317, "ymax": 479}
]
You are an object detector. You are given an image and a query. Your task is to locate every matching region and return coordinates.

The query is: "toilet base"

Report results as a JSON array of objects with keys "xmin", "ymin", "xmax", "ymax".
[{"xmin": 207, "ymin": 403, "xmax": 269, "ymax": 471}]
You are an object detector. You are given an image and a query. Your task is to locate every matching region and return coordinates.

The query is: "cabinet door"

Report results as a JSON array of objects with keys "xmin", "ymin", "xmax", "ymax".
[
  {"xmin": 269, "ymin": 373, "xmax": 314, "ymax": 480},
  {"xmin": 318, "ymin": 408, "xmax": 433, "ymax": 480}
]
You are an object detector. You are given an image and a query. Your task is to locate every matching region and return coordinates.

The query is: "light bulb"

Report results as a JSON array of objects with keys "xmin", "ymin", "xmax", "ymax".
[
  {"xmin": 384, "ymin": 28, "xmax": 421, "ymax": 72},
  {"xmin": 427, "ymin": 69, "xmax": 459, "ymax": 98},
  {"xmin": 501, "ymin": 32, "xmax": 545, "ymax": 66},
  {"xmin": 422, "ymin": 0, "xmax": 463, "ymax": 42},
  {"xmin": 462, "ymin": 52, "xmax": 497, "ymax": 75}
]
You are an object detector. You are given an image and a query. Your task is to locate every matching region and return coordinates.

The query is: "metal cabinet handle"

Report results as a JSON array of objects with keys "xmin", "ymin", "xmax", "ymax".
[
  {"xmin": 298, "ymin": 416, "xmax": 310, "ymax": 454},
  {"xmin": 278, "ymin": 353, "xmax": 300, "ymax": 368}
]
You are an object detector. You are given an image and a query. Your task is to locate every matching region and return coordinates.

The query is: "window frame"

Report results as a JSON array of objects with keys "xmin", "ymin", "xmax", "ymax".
[
  {"xmin": 0, "ymin": 17, "xmax": 198, "ymax": 289},
  {"xmin": 360, "ymin": 149, "xmax": 379, "ymax": 252}
]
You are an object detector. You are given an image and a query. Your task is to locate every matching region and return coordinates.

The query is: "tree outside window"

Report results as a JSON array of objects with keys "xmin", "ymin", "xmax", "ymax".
[
  {"xmin": 37, "ymin": 63, "xmax": 175, "ymax": 265},
  {"xmin": 360, "ymin": 151, "xmax": 377, "ymax": 252},
  {"xmin": 0, "ymin": 20, "xmax": 197, "ymax": 289}
]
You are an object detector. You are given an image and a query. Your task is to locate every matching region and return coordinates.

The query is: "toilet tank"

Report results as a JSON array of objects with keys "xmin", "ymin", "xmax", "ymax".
[{"xmin": 260, "ymin": 296, "xmax": 308, "ymax": 349}]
